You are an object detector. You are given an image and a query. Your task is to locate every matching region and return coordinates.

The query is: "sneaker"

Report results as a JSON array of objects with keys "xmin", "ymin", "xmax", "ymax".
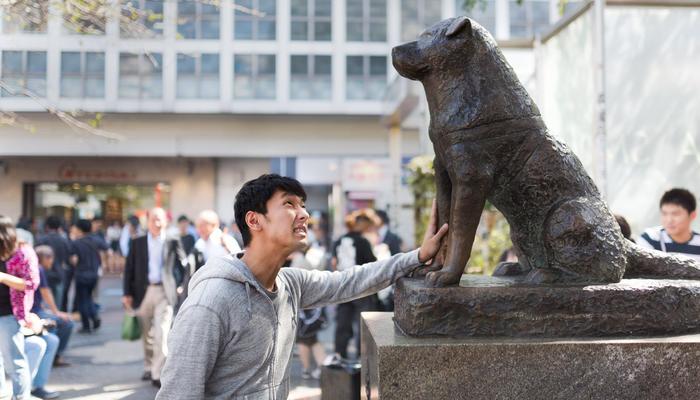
[
  {"xmin": 311, "ymin": 368, "xmax": 321, "ymax": 380},
  {"xmin": 301, "ymin": 370, "xmax": 311, "ymax": 379},
  {"xmin": 93, "ymin": 318, "xmax": 101, "ymax": 330},
  {"xmin": 77, "ymin": 328, "xmax": 92, "ymax": 334},
  {"xmin": 141, "ymin": 371, "xmax": 152, "ymax": 381},
  {"xmin": 31, "ymin": 388, "xmax": 60, "ymax": 399},
  {"xmin": 151, "ymin": 379, "xmax": 161, "ymax": 388}
]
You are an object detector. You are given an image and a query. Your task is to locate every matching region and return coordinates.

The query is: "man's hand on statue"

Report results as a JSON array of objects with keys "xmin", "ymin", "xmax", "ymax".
[{"xmin": 418, "ymin": 200, "xmax": 449, "ymax": 264}]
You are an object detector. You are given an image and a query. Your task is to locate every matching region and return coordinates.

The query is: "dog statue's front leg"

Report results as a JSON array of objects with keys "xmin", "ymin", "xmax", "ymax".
[{"xmin": 426, "ymin": 174, "xmax": 487, "ymax": 287}]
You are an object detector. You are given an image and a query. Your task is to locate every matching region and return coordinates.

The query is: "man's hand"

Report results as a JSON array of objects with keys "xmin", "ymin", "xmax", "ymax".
[
  {"xmin": 56, "ymin": 311, "xmax": 72, "ymax": 321},
  {"xmin": 418, "ymin": 201, "xmax": 449, "ymax": 264},
  {"xmin": 122, "ymin": 295, "xmax": 133, "ymax": 310}
]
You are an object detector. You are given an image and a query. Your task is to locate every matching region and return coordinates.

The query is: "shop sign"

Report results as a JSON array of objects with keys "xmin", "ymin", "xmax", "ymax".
[
  {"xmin": 341, "ymin": 158, "xmax": 391, "ymax": 191},
  {"xmin": 58, "ymin": 163, "xmax": 137, "ymax": 182}
]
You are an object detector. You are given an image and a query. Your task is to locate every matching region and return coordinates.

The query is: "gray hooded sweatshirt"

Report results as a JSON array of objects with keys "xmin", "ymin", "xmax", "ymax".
[{"xmin": 156, "ymin": 249, "xmax": 421, "ymax": 399}]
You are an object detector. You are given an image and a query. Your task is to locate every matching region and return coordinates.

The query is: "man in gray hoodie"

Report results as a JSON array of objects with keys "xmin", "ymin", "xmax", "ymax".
[{"xmin": 157, "ymin": 174, "xmax": 448, "ymax": 399}]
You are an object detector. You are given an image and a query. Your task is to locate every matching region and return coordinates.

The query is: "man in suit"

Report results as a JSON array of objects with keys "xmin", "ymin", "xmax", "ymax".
[{"xmin": 122, "ymin": 208, "xmax": 187, "ymax": 387}]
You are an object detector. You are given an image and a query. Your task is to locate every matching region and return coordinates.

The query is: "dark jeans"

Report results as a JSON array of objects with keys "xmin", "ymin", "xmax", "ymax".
[
  {"xmin": 36, "ymin": 309, "xmax": 74, "ymax": 356},
  {"xmin": 334, "ymin": 295, "xmax": 378, "ymax": 359},
  {"xmin": 76, "ymin": 278, "xmax": 98, "ymax": 331},
  {"xmin": 61, "ymin": 267, "xmax": 74, "ymax": 312}
]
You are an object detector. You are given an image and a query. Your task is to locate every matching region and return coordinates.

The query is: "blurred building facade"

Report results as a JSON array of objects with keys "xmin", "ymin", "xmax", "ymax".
[{"xmin": 0, "ymin": 0, "xmax": 578, "ymax": 243}]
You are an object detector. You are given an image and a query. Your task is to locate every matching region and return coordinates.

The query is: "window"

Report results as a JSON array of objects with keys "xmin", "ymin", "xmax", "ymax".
[
  {"xmin": 346, "ymin": 0, "xmax": 386, "ymax": 42},
  {"xmin": 233, "ymin": 54, "xmax": 276, "ymax": 99},
  {"xmin": 509, "ymin": 0, "xmax": 550, "ymax": 38},
  {"xmin": 291, "ymin": 0, "xmax": 331, "ymax": 41},
  {"xmin": 457, "ymin": 0, "xmax": 495, "ymax": 35},
  {"xmin": 119, "ymin": 53, "xmax": 163, "ymax": 99},
  {"xmin": 290, "ymin": 55, "xmax": 331, "ymax": 100},
  {"xmin": 2, "ymin": 0, "xmax": 48, "ymax": 33},
  {"xmin": 401, "ymin": 0, "xmax": 441, "ymax": 42},
  {"xmin": 1, "ymin": 51, "xmax": 47, "ymax": 97},
  {"xmin": 121, "ymin": 0, "xmax": 164, "ymax": 38},
  {"xmin": 64, "ymin": 0, "xmax": 107, "ymax": 34},
  {"xmin": 178, "ymin": 0, "xmax": 220, "ymax": 39},
  {"xmin": 177, "ymin": 53, "xmax": 220, "ymax": 99},
  {"xmin": 346, "ymin": 55, "xmax": 386, "ymax": 100},
  {"xmin": 61, "ymin": 52, "xmax": 106, "ymax": 98},
  {"xmin": 234, "ymin": 0, "xmax": 276, "ymax": 40}
]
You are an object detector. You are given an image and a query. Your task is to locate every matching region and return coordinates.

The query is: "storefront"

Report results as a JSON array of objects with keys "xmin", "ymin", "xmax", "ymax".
[{"xmin": 1, "ymin": 157, "xmax": 216, "ymax": 227}]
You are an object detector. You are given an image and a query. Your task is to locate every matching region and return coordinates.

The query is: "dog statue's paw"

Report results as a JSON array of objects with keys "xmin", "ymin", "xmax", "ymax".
[
  {"xmin": 412, "ymin": 262, "xmax": 442, "ymax": 277},
  {"xmin": 493, "ymin": 262, "xmax": 530, "ymax": 277},
  {"xmin": 425, "ymin": 269, "xmax": 462, "ymax": 287}
]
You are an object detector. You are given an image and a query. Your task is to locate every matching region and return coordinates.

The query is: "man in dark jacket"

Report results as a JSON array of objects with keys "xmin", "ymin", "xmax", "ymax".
[
  {"xmin": 70, "ymin": 219, "xmax": 109, "ymax": 333},
  {"xmin": 122, "ymin": 208, "xmax": 187, "ymax": 387},
  {"xmin": 36, "ymin": 216, "xmax": 73, "ymax": 311}
]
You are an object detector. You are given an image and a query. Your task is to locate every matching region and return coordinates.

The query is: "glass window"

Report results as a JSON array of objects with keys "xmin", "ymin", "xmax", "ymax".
[
  {"xmin": 2, "ymin": 0, "xmax": 48, "ymax": 33},
  {"xmin": 290, "ymin": 55, "xmax": 331, "ymax": 100},
  {"xmin": 233, "ymin": 54, "xmax": 276, "ymax": 99},
  {"xmin": 64, "ymin": 0, "xmax": 107, "ymax": 34},
  {"xmin": 290, "ymin": 0, "xmax": 332, "ymax": 41},
  {"xmin": 177, "ymin": 53, "xmax": 220, "ymax": 99},
  {"xmin": 401, "ymin": 0, "xmax": 442, "ymax": 42},
  {"xmin": 509, "ymin": 0, "xmax": 552, "ymax": 38},
  {"xmin": 119, "ymin": 52, "xmax": 163, "ymax": 99},
  {"xmin": 121, "ymin": 0, "xmax": 164, "ymax": 38},
  {"xmin": 346, "ymin": 55, "xmax": 386, "ymax": 100},
  {"xmin": 1, "ymin": 51, "xmax": 47, "ymax": 97},
  {"xmin": 177, "ymin": 0, "xmax": 220, "ymax": 39},
  {"xmin": 457, "ymin": 0, "xmax": 496, "ymax": 35},
  {"xmin": 234, "ymin": 0, "xmax": 276, "ymax": 40},
  {"xmin": 346, "ymin": 0, "xmax": 386, "ymax": 42}
]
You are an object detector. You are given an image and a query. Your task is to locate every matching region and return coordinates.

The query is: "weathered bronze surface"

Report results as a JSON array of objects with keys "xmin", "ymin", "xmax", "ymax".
[
  {"xmin": 394, "ymin": 276, "xmax": 700, "ymax": 337},
  {"xmin": 392, "ymin": 17, "xmax": 700, "ymax": 287}
]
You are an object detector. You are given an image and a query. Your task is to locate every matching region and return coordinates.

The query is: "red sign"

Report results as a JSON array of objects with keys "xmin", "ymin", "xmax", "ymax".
[{"xmin": 58, "ymin": 163, "xmax": 137, "ymax": 182}]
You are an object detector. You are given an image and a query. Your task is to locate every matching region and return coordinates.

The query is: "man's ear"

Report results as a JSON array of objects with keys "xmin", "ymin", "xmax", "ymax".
[
  {"xmin": 446, "ymin": 16, "xmax": 472, "ymax": 38},
  {"xmin": 245, "ymin": 211, "xmax": 262, "ymax": 233},
  {"xmin": 691, "ymin": 210, "xmax": 697, "ymax": 222}
]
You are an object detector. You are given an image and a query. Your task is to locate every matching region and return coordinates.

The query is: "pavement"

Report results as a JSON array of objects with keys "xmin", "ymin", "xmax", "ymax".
[{"xmin": 5, "ymin": 275, "xmax": 339, "ymax": 399}]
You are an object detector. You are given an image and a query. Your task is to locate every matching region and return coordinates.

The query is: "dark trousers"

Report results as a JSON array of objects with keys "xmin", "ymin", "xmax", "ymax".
[
  {"xmin": 76, "ymin": 279, "xmax": 98, "ymax": 331},
  {"xmin": 61, "ymin": 267, "xmax": 74, "ymax": 312},
  {"xmin": 334, "ymin": 296, "xmax": 377, "ymax": 359}
]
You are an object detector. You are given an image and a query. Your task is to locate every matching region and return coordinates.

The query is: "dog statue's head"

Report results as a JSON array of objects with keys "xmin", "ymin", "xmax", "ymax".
[{"xmin": 392, "ymin": 17, "xmax": 539, "ymax": 130}]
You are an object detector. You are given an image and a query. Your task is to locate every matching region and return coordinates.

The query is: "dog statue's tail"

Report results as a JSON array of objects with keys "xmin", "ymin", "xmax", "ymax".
[{"xmin": 624, "ymin": 241, "xmax": 700, "ymax": 279}]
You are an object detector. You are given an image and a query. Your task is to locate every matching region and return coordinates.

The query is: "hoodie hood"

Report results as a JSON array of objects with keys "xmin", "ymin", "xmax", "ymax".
[{"xmin": 188, "ymin": 254, "xmax": 268, "ymax": 317}]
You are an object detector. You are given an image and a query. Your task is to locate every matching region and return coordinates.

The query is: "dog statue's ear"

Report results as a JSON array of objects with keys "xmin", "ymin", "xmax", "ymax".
[{"xmin": 446, "ymin": 16, "xmax": 472, "ymax": 38}]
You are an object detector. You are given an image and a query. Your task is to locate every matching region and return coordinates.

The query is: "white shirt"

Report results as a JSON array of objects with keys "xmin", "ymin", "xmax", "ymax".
[
  {"xmin": 147, "ymin": 231, "xmax": 166, "ymax": 284},
  {"xmin": 194, "ymin": 228, "xmax": 241, "ymax": 262}
]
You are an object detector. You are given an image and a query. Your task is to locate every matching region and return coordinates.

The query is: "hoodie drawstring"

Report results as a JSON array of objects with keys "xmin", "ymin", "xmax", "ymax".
[{"xmin": 245, "ymin": 282, "xmax": 252, "ymax": 317}]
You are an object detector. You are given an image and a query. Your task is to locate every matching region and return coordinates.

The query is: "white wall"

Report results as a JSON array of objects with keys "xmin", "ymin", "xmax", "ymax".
[
  {"xmin": 536, "ymin": 4, "xmax": 700, "ymax": 234},
  {"xmin": 215, "ymin": 157, "xmax": 270, "ymax": 224}
]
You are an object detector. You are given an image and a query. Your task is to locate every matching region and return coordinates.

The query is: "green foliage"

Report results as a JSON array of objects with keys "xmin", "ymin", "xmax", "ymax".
[{"xmin": 406, "ymin": 155, "xmax": 435, "ymax": 246}]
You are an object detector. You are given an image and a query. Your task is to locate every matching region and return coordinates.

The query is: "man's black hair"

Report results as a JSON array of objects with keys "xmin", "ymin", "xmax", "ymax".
[
  {"xmin": 234, "ymin": 174, "xmax": 307, "ymax": 247},
  {"xmin": 16, "ymin": 216, "xmax": 33, "ymax": 231},
  {"xmin": 375, "ymin": 209, "xmax": 390, "ymax": 225},
  {"xmin": 76, "ymin": 219, "xmax": 92, "ymax": 234},
  {"xmin": 46, "ymin": 215, "xmax": 62, "ymax": 230},
  {"xmin": 660, "ymin": 188, "xmax": 696, "ymax": 214},
  {"xmin": 177, "ymin": 214, "xmax": 189, "ymax": 223}
]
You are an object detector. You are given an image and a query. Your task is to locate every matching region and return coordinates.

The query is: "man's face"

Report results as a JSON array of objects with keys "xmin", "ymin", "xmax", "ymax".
[
  {"xmin": 42, "ymin": 255, "xmax": 54, "ymax": 269},
  {"xmin": 257, "ymin": 191, "xmax": 309, "ymax": 252},
  {"xmin": 661, "ymin": 203, "xmax": 696, "ymax": 238},
  {"xmin": 178, "ymin": 220, "xmax": 189, "ymax": 235},
  {"xmin": 196, "ymin": 219, "xmax": 216, "ymax": 240},
  {"xmin": 148, "ymin": 210, "xmax": 167, "ymax": 237}
]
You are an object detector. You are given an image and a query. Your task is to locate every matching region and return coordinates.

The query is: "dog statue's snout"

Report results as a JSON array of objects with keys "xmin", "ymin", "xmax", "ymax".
[{"xmin": 392, "ymin": 41, "xmax": 423, "ymax": 80}]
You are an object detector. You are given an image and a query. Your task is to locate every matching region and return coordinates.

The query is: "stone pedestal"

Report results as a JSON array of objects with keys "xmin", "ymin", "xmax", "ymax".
[
  {"xmin": 361, "ymin": 312, "xmax": 700, "ymax": 400},
  {"xmin": 394, "ymin": 276, "xmax": 700, "ymax": 338}
]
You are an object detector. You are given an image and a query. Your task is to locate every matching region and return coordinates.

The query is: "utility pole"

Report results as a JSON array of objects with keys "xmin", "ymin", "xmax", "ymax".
[{"xmin": 593, "ymin": 0, "xmax": 608, "ymax": 199}]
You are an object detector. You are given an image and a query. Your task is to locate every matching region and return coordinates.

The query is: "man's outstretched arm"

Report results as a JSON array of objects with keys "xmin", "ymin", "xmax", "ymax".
[{"xmin": 290, "ymin": 202, "xmax": 448, "ymax": 309}]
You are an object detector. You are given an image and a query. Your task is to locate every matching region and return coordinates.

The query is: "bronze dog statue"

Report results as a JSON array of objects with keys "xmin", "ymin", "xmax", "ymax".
[{"xmin": 392, "ymin": 16, "xmax": 700, "ymax": 287}]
